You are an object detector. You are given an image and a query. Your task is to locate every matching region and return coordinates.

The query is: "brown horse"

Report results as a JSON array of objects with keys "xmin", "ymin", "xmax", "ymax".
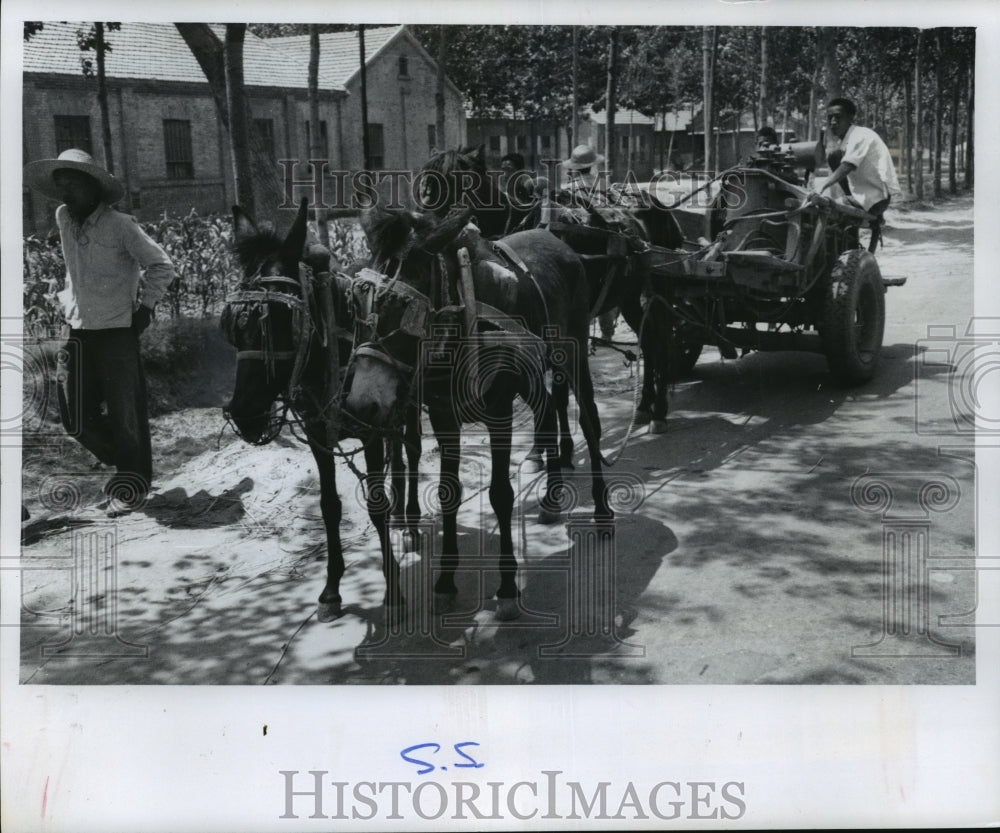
[
  {"xmin": 221, "ymin": 199, "xmax": 421, "ymax": 621},
  {"xmin": 339, "ymin": 204, "xmax": 611, "ymax": 620},
  {"xmin": 417, "ymin": 145, "xmax": 687, "ymax": 434}
]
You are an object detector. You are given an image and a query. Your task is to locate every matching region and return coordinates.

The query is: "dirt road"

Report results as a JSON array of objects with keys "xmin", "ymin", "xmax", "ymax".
[{"xmin": 18, "ymin": 194, "xmax": 978, "ymax": 685}]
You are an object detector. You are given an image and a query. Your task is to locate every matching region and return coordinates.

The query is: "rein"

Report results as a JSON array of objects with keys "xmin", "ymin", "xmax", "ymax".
[{"xmin": 223, "ymin": 265, "xmax": 319, "ymax": 444}]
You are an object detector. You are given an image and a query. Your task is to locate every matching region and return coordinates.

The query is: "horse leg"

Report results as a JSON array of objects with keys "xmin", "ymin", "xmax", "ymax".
[
  {"xmin": 553, "ymin": 374, "xmax": 574, "ymax": 468},
  {"xmin": 485, "ymin": 394, "xmax": 520, "ymax": 621},
  {"xmin": 569, "ymin": 344, "xmax": 613, "ymax": 522},
  {"xmin": 388, "ymin": 438, "xmax": 405, "ymax": 527},
  {"xmin": 362, "ymin": 439, "xmax": 404, "ymax": 619},
  {"xmin": 619, "ymin": 294, "xmax": 654, "ymax": 426},
  {"xmin": 534, "ymin": 377, "xmax": 565, "ymax": 526},
  {"xmin": 310, "ymin": 428, "xmax": 345, "ymax": 622},
  {"xmin": 403, "ymin": 405, "xmax": 422, "ymax": 527},
  {"xmin": 645, "ymin": 296, "xmax": 671, "ymax": 434},
  {"xmin": 428, "ymin": 406, "xmax": 462, "ymax": 611}
]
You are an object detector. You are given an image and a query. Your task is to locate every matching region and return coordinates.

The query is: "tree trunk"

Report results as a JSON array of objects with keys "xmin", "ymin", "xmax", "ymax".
[
  {"xmin": 818, "ymin": 28, "xmax": 840, "ymax": 101},
  {"xmin": 605, "ymin": 27, "xmax": 619, "ymax": 181},
  {"xmin": 933, "ymin": 31, "xmax": 943, "ymax": 197},
  {"xmin": 702, "ymin": 26, "xmax": 716, "ymax": 172},
  {"xmin": 435, "ymin": 26, "xmax": 447, "ymax": 153},
  {"xmin": 758, "ymin": 26, "xmax": 769, "ymax": 128},
  {"xmin": 175, "ymin": 23, "xmax": 284, "ymax": 225},
  {"xmin": 903, "ymin": 72, "xmax": 912, "ymax": 192},
  {"xmin": 949, "ymin": 60, "xmax": 961, "ymax": 194},
  {"xmin": 571, "ymin": 26, "xmax": 579, "ymax": 148},
  {"xmin": 732, "ymin": 111, "xmax": 739, "ymax": 166},
  {"xmin": 359, "ymin": 25, "xmax": 371, "ymax": 171},
  {"xmin": 224, "ymin": 24, "xmax": 255, "ymax": 216},
  {"xmin": 808, "ymin": 63, "xmax": 820, "ymax": 141},
  {"xmin": 308, "ymin": 25, "xmax": 329, "ymax": 248},
  {"xmin": 965, "ymin": 65, "xmax": 974, "ymax": 188},
  {"xmin": 95, "ymin": 23, "xmax": 115, "ymax": 176},
  {"xmin": 914, "ymin": 30, "xmax": 924, "ymax": 200}
]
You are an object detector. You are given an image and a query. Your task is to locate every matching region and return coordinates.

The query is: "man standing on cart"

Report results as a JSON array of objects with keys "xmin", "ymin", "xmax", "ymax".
[{"xmin": 818, "ymin": 97, "xmax": 901, "ymax": 251}]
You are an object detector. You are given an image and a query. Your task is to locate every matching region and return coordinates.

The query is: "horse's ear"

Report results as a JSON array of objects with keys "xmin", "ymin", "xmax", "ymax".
[
  {"xmin": 422, "ymin": 207, "xmax": 474, "ymax": 254},
  {"xmin": 467, "ymin": 145, "xmax": 486, "ymax": 166},
  {"xmin": 233, "ymin": 206, "xmax": 257, "ymax": 241},
  {"xmin": 281, "ymin": 198, "xmax": 310, "ymax": 265},
  {"xmin": 360, "ymin": 204, "xmax": 413, "ymax": 260}
]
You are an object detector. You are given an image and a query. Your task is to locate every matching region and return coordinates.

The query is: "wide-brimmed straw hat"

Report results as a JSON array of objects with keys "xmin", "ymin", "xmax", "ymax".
[
  {"xmin": 562, "ymin": 144, "xmax": 604, "ymax": 171},
  {"xmin": 24, "ymin": 148, "xmax": 124, "ymax": 203}
]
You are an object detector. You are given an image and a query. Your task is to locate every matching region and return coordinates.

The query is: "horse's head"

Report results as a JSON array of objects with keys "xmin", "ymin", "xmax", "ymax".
[
  {"xmin": 417, "ymin": 144, "xmax": 491, "ymax": 216},
  {"xmin": 340, "ymin": 204, "xmax": 474, "ymax": 433},
  {"xmin": 221, "ymin": 198, "xmax": 315, "ymax": 444}
]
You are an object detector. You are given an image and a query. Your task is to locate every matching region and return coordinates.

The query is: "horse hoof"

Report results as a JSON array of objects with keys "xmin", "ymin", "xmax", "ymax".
[
  {"xmin": 649, "ymin": 419, "xmax": 669, "ymax": 434},
  {"xmin": 634, "ymin": 409, "xmax": 653, "ymax": 426},
  {"xmin": 317, "ymin": 601, "xmax": 342, "ymax": 622},
  {"xmin": 495, "ymin": 598, "xmax": 522, "ymax": 621},
  {"xmin": 537, "ymin": 507, "xmax": 564, "ymax": 525},
  {"xmin": 524, "ymin": 454, "xmax": 544, "ymax": 474},
  {"xmin": 434, "ymin": 592, "xmax": 458, "ymax": 615}
]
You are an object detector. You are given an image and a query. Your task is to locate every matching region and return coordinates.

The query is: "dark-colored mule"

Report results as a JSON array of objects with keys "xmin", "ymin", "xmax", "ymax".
[
  {"xmin": 417, "ymin": 145, "xmax": 686, "ymax": 438},
  {"xmin": 340, "ymin": 205, "xmax": 611, "ymax": 620},
  {"xmin": 221, "ymin": 198, "xmax": 421, "ymax": 621}
]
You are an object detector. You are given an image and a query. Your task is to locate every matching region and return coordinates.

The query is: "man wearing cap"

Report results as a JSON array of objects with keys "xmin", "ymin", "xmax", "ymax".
[
  {"xmin": 818, "ymin": 97, "xmax": 901, "ymax": 250},
  {"xmin": 24, "ymin": 148, "xmax": 175, "ymax": 516}
]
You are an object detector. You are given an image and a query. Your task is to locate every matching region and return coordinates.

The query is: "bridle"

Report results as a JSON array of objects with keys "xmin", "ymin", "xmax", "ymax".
[
  {"xmin": 221, "ymin": 264, "xmax": 316, "ymax": 445},
  {"xmin": 341, "ymin": 264, "xmax": 439, "ymax": 435}
]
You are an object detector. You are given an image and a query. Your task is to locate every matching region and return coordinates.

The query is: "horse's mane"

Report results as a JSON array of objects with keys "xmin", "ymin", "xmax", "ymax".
[
  {"xmin": 422, "ymin": 145, "xmax": 484, "ymax": 179},
  {"xmin": 233, "ymin": 222, "xmax": 333, "ymax": 277},
  {"xmin": 233, "ymin": 224, "xmax": 285, "ymax": 272}
]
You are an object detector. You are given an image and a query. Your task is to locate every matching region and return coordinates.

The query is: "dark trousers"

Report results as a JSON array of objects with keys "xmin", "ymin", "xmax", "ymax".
[{"xmin": 57, "ymin": 327, "xmax": 152, "ymax": 498}]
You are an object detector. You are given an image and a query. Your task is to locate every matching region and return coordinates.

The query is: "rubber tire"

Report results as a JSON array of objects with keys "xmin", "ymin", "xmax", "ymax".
[
  {"xmin": 667, "ymin": 326, "xmax": 703, "ymax": 380},
  {"xmin": 665, "ymin": 303, "xmax": 704, "ymax": 381},
  {"xmin": 821, "ymin": 249, "xmax": 885, "ymax": 385}
]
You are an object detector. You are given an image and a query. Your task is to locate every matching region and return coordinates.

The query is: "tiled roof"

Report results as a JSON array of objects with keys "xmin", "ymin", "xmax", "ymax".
[
  {"xmin": 265, "ymin": 26, "xmax": 403, "ymax": 88},
  {"xmin": 22, "ymin": 21, "xmax": 345, "ymax": 91},
  {"xmin": 584, "ymin": 106, "xmax": 656, "ymax": 127}
]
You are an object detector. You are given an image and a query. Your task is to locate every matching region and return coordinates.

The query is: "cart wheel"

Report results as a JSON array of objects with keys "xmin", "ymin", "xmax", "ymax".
[
  {"xmin": 667, "ymin": 320, "xmax": 703, "ymax": 381},
  {"xmin": 821, "ymin": 249, "xmax": 885, "ymax": 385}
]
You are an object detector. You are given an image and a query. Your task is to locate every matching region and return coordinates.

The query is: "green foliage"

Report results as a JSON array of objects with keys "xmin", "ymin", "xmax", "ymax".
[
  {"xmin": 21, "ymin": 212, "xmax": 367, "ymax": 330},
  {"xmin": 75, "ymin": 22, "xmax": 120, "ymax": 78},
  {"xmin": 22, "ymin": 235, "xmax": 66, "ymax": 337}
]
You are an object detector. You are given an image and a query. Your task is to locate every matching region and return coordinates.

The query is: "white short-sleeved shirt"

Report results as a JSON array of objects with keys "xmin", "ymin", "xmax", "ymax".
[{"xmin": 825, "ymin": 124, "xmax": 902, "ymax": 210}]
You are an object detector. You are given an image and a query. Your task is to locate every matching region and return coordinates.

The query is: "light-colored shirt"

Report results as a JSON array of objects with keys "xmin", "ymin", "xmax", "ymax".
[
  {"xmin": 55, "ymin": 203, "xmax": 175, "ymax": 329},
  {"xmin": 825, "ymin": 124, "xmax": 902, "ymax": 210}
]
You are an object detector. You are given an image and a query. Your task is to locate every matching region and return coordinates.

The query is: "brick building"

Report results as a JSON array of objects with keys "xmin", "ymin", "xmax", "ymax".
[{"xmin": 22, "ymin": 23, "xmax": 466, "ymax": 234}]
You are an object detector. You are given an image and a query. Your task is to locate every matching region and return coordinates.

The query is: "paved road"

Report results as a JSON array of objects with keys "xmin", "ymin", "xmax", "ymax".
[{"xmin": 19, "ymin": 195, "xmax": 977, "ymax": 685}]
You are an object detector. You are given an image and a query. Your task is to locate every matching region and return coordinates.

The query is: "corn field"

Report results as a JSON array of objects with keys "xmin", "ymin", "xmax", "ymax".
[{"xmin": 21, "ymin": 210, "xmax": 370, "ymax": 336}]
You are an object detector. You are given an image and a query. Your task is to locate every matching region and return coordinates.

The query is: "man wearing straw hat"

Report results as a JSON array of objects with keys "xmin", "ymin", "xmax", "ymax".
[
  {"xmin": 558, "ymin": 144, "xmax": 607, "ymax": 204},
  {"xmin": 24, "ymin": 148, "xmax": 175, "ymax": 517}
]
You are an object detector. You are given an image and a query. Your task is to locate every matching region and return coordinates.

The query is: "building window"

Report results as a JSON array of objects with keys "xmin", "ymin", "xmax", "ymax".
[
  {"xmin": 427, "ymin": 124, "xmax": 436, "ymax": 154},
  {"xmin": 54, "ymin": 115, "xmax": 92, "ymax": 155},
  {"xmin": 541, "ymin": 135, "xmax": 552, "ymax": 152},
  {"xmin": 488, "ymin": 135, "xmax": 501, "ymax": 153},
  {"xmin": 398, "ymin": 55, "xmax": 409, "ymax": 77},
  {"xmin": 163, "ymin": 119, "xmax": 194, "ymax": 180},
  {"xmin": 638, "ymin": 134, "xmax": 647, "ymax": 152},
  {"xmin": 621, "ymin": 134, "xmax": 630, "ymax": 152},
  {"xmin": 304, "ymin": 120, "xmax": 329, "ymax": 161},
  {"xmin": 366, "ymin": 123, "xmax": 385, "ymax": 169},
  {"xmin": 254, "ymin": 119, "xmax": 276, "ymax": 161},
  {"xmin": 515, "ymin": 135, "xmax": 527, "ymax": 152}
]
